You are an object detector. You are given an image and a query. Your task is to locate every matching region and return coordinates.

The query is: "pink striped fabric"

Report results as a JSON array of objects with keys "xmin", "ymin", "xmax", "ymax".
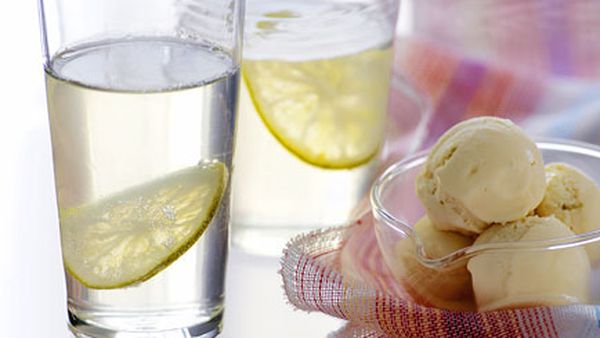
[
  {"xmin": 386, "ymin": 0, "xmax": 600, "ymax": 151},
  {"xmin": 281, "ymin": 213, "xmax": 600, "ymax": 338},
  {"xmin": 393, "ymin": 38, "xmax": 545, "ymax": 149},
  {"xmin": 410, "ymin": 0, "xmax": 600, "ymax": 80}
]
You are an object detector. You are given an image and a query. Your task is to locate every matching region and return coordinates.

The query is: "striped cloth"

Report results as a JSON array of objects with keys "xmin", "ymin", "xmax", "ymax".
[
  {"xmin": 410, "ymin": 0, "xmax": 600, "ymax": 79},
  {"xmin": 391, "ymin": 36, "xmax": 600, "ymax": 151},
  {"xmin": 281, "ymin": 213, "xmax": 600, "ymax": 337},
  {"xmin": 388, "ymin": 0, "xmax": 600, "ymax": 151},
  {"xmin": 281, "ymin": 2, "xmax": 600, "ymax": 336}
]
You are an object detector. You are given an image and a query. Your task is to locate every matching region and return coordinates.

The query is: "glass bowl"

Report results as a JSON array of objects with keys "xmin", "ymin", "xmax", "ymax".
[{"xmin": 370, "ymin": 139, "xmax": 600, "ymax": 311}]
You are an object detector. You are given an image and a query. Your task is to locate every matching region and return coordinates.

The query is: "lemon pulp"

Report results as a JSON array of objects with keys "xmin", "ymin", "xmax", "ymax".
[
  {"xmin": 60, "ymin": 161, "xmax": 227, "ymax": 289},
  {"xmin": 242, "ymin": 46, "xmax": 392, "ymax": 169}
]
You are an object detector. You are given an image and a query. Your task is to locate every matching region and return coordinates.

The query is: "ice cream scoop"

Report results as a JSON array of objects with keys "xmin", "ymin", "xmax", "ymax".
[
  {"xmin": 393, "ymin": 216, "xmax": 475, "ymax": 311},
  {"xmin": 416, "ymin": 117, "xmax": 546, "ymax": 235},
  {"xmin": 467, "ymin": 216, "xmax": 590, "ymax": 312},
  {"xmin": 536, "ymin": 163, "xmax": 600, "ymax": 264}
]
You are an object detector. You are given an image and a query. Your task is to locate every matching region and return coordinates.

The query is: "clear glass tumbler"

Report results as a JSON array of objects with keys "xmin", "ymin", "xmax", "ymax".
[
  {"xmin": 232, "ymin": 0, "xmax": 400, "ymax": 255},
  {"xmin": 38, "ymin": 0, "xmax": 244, "ymax": 336}
]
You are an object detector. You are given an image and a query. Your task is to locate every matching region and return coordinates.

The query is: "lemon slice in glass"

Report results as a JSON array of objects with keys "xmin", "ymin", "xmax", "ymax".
[
  {"xmin": 60, "ymin": 161, "xmax": 227, "ymax": 289},
  {"xmin": 243, "ymin": 47, "xmax": 392, "ymax": 169}
]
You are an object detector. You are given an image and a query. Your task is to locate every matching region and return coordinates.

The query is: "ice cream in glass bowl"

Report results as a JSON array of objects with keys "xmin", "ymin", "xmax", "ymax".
[{"xmin": 370, "ymin": 117, "xmax": 600, "ymax": 312}]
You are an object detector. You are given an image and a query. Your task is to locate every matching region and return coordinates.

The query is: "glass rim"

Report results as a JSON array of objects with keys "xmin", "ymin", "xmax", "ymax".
[{"xmin": 370, "ymin": 138, "xmax": 600, "ymax": 270}]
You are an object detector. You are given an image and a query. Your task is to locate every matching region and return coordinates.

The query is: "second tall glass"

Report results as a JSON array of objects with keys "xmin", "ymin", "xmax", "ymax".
[{"xmin": 232, "ymin": 0, "xmax": 399, "ymax": 255}]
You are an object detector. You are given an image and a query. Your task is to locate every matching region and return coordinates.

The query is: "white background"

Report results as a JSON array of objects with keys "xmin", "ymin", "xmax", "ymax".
[{"xmin": 0, "ymin": 1, "xmax": 342, "ymax": 337}]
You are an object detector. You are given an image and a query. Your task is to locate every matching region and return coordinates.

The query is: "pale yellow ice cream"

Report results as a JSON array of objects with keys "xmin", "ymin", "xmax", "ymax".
[
  {"xmin": 467, "ymin": 216, "xmax": 590, "ymax": 312},
  {"xmin": 393, "ymin": 216, "xmax": 475, "ymax": 311},
  {"xmin": 416, "ymin": 117, "xmax": 546, "ymax": 235},
  {"xmin": 536, "ymin": 163, "xmax": 600, "ymax": 264}
]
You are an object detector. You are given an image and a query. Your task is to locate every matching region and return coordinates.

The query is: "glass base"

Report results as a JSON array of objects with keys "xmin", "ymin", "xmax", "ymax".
[
  {"xmin": 232, "ymin": 223, "xmax": 326, "ymax": 256},
  {"xmin": 68, "ymin": 310, "xmax": 222, "ymax": 338}
]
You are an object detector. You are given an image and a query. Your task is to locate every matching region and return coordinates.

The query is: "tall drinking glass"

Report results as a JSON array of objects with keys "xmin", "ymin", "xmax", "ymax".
[
  {"xmin": 38, "ymin": 0, "xmax": 244, "ymax": 336},
  {"xmin": 232, "ymin": 0, "xmax": 399, "ymax": 255}
]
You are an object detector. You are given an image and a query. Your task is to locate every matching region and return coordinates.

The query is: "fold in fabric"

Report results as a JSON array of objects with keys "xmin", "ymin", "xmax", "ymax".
[{"xmin": 281, "ymin": 213, "xmax": 600, "ymax": 337}]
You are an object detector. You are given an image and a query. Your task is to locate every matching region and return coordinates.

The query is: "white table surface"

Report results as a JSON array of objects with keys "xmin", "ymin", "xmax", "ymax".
[{"xmin": 0, "ymin": 2, "xmax": 343, "ymax": 337}]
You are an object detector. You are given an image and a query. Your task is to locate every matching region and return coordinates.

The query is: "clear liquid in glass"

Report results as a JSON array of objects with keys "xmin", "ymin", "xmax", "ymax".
[
  {"xmin": 231, "ymin": 0, "xmax": 396, "ymax": 255},
  {"xmin": 45, "ymin": 36, "xmax": 238, "ymax": 336}
]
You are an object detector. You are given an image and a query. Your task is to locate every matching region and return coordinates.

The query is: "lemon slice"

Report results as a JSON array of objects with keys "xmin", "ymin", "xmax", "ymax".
[
  {"xmin": 60, "ymin": 162, "xmax": 227, "ymax": 289},
  {"xmin": 243, "ymin": 47, "xmax": 392, "ymax": 169}
]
